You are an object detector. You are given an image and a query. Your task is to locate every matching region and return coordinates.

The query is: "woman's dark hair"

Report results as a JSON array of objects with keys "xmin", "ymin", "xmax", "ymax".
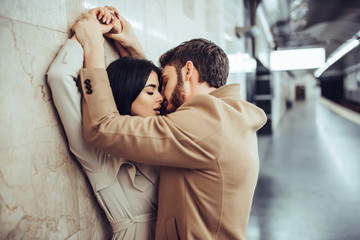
[{"xmin": 106, "ymin": 57, "xmax": 162, "ymax": 115}]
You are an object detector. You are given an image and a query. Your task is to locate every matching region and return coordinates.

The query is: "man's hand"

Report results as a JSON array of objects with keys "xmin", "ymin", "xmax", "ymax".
[
  {"xmin": 72, "ymin": 13, "xmax": 103, "ymax": 48},
  {"xmin": 72, "ymin": 13, "xmax": 106, "ymax": 68}
]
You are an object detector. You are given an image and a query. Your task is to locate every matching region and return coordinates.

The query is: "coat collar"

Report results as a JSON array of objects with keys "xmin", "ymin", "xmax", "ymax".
[{"xmin": 209, "ymin": 83, "xmax": 241, "ymax": 98}]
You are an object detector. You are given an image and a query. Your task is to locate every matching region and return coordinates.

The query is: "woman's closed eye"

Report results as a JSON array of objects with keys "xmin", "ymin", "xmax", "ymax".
[{"xmin": 144, "ymin": 84, "xmax": 158, "ymax": 95}]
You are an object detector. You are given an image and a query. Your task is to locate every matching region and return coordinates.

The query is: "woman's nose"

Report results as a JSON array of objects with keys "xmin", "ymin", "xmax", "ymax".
[{"xmin": 156, "ymin": 91, "xmax": 163, "ymax": 103}]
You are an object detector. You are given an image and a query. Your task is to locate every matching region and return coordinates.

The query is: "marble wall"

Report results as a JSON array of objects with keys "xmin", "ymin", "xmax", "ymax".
[{"xmin": 0, "ymin": 0, "xmax": 246, "ymax": 239}]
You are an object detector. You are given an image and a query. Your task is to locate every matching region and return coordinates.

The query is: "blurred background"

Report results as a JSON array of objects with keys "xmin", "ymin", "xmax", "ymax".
[{"xmin": 0, "ymin": 0, "xmax": 359, "ymax": 239}]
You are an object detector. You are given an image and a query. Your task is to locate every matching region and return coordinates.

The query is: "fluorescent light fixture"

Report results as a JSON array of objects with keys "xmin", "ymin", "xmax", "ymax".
[
  {"xmin": 270, "ymin": 48, "xmax": 325, "ymax": 71},
  {"xmin": 314, "ymin": 36, "xmax": 360, "ymax": 78},
  {"xmin": 228, "ymin": 53, "xmax": 257, "ymax": 73}
]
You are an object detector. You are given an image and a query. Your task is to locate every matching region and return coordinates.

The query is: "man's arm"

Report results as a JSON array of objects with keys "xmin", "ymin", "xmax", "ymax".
[
  {"xmin": 72, "ymin": 13, "xmax": 106, "ymax": 69},
  {"xmin": 78, "ymin": 68, "xmax": 221, "ymax": 169},
  {"xmin": 72, "ymin": 7, "xmax": 118, "ymax": 68}
]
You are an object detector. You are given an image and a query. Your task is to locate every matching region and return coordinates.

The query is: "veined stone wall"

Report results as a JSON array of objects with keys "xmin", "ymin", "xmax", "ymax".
[{"xmin": 0, "ymin": 0, "xmax": 245, "ymax": 238}]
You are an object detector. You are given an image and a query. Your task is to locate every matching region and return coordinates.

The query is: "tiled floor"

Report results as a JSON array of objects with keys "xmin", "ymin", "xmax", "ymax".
[{"xmin": 248, "ymin": 96, "xmax": 360, "ymax": 240}]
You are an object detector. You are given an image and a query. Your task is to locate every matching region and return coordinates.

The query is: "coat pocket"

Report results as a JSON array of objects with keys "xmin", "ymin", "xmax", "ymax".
[{"xmin": 165, "ymin": 217, "xmax": 180, "ymax": 240}]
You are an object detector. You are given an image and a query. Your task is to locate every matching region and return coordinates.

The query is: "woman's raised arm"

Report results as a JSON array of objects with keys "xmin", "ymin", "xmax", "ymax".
[{"xmin": 47, "ymin": 38, "xmax": 99, "ymax": 171}]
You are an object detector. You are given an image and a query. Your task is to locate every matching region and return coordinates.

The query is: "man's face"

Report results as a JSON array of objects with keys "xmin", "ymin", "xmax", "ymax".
[{"xmin": 161, "ymin": 65, "xmax": 186, "ymax": 114}]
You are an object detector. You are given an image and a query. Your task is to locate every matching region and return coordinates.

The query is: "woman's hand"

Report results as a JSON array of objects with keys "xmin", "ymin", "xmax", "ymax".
[
  {"xmin": 88, "ymin": 7, "xmax": 116, "ymax": 34},
  {"xmin": 102, "ymin": 6, "xmax": 146, "ymax": 59}
]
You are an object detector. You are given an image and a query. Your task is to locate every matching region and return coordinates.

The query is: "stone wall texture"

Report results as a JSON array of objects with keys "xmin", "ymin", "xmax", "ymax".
[{"xmin": 0, "ymin": 0, "xmax": 246, "ymax": 239}]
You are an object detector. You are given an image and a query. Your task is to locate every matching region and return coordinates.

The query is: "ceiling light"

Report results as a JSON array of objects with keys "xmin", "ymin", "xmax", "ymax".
[
  {"xmin": 314, "ymin": 33, "xmax": 360, "ymax": 78},
  {"xmin": 270, "ymin": 48, "xmax": 325, "ymax": 71}
]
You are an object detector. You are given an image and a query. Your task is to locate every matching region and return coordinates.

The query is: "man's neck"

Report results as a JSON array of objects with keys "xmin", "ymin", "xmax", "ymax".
[{"xmin": 189, "ymin": 83, "xmax": 217, "ymax": 99}]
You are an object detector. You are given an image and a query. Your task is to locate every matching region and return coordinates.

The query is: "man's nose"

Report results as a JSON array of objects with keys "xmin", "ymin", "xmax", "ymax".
[{"xmin": 161, "ymin": 86, "xmax": 166, "ymax": 96}]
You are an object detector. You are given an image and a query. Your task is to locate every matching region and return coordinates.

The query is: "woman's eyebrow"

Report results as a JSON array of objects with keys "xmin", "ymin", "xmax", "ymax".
[{"xmin": 144, "ymin": 84, "xmax": 157, "ymax": 88}]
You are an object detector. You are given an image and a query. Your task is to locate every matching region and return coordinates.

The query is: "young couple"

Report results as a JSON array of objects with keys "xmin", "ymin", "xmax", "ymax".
[{"xmin": 47, "ymin": 6, "xmax": 266, "ymax": 240}]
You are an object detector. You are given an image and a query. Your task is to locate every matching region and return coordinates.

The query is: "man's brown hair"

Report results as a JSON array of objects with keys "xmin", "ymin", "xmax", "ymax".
[{"xmin": 159, "ymin": 38, "xmax": 229, "ymax": 88}]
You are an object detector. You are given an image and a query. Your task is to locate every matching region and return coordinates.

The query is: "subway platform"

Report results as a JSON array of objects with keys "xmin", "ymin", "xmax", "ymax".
[{"xmin": 248, "ymin": 95, "xmax": 360, "ymax": 240}]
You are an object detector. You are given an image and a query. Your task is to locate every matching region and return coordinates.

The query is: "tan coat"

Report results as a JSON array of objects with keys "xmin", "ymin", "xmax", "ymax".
[{"xmin": 79, "ymin": 68, "xmax": 267, "ymax": 240}]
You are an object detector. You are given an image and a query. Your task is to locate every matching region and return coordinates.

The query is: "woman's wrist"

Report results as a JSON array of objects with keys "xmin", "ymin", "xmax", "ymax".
[{"xmin": 128, "ymin": 44, "xmax": 146, "ymax": 59}]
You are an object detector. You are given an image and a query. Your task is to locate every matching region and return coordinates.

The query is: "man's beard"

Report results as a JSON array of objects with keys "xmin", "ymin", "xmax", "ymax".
[{"xmin": 164, "ymin": 72, "xmax": 186, "ymax": 114}]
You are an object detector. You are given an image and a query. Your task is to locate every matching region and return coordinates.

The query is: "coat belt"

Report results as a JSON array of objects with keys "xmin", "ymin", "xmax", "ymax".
[{"xmin": 110, "ymin": 212, "xmax": 157, "ymax": 233}]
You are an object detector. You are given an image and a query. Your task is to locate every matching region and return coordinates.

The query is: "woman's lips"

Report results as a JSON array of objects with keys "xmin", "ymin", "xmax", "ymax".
[{"xmin": 154, "ymin": 107, "xmax": 161, "ymax": 115}]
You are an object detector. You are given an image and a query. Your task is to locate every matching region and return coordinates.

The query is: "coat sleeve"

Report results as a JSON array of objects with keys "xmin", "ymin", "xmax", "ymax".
[
  {"xmin": 79, "ymin": 68, "xmax": 222, "ymax": 169},
  {"xmin": 47, "ymin": 39, "xmax": 100, "ymax": 172}
]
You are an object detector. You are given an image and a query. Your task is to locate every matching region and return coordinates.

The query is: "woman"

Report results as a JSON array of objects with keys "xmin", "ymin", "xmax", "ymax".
[{"xmin": 47, "ymin": 8, "xmax": 162, "ymax": 239}]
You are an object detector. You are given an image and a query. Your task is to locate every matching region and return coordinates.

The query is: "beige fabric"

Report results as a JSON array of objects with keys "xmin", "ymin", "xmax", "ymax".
[
  {"xmin": 79, "ymin": 65, "xmax": 267, "ymax": 240},
  {"xmin": 47, "ymin": 39, "xmax": 158, "ymax": 239}
]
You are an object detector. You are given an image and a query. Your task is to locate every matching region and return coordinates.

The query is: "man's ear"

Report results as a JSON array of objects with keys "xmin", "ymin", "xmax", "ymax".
[{"xmin": 185, "ymin": 61, "xmax": 195, "ymax": 80}]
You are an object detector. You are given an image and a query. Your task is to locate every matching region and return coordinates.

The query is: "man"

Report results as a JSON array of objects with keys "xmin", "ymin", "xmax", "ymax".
[{"xmin": 73, "ymin": 9, "xmax": 266, "ymax": 240}]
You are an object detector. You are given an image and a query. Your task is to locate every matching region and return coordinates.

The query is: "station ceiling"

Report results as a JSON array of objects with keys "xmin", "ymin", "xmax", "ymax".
[{"xmin": 259, "ymin": 0, "xmax": 360, "ymax": 73}]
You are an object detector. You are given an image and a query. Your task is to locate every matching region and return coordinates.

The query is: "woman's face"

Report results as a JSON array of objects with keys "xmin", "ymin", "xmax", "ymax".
[{"xmin": 131, "ymin": 71, "xmax": 163, "ymax": 117}]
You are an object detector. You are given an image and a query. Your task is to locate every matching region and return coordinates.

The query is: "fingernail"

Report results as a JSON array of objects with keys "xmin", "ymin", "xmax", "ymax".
[
  {"xmin": 107, "ymin": 19, "xmax": 111, "ymax": 24},
  {"xmin": 103, "ymin": 18, "xmax": 106, "ymax": 23}
]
